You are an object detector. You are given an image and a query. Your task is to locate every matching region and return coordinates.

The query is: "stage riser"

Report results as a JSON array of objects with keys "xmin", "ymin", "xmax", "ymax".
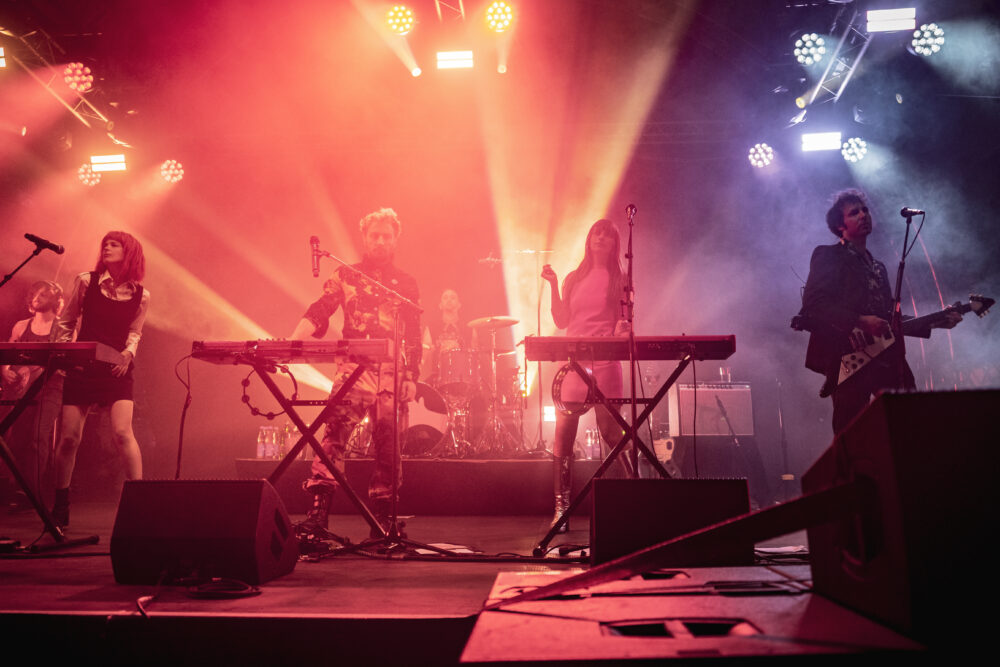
[{"xmin": 234, "ymin": 459, "xmax": 618, "ymax": 515}]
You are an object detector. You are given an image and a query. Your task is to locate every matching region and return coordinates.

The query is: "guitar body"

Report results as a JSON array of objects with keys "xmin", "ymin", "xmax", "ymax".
[
  {"xmin": 839, "ymin": 329, "xmax": 897, "ymax": 386},
  {"xmin": 836, "ymin": 295, "xmax": 994, "ymax": 388}
]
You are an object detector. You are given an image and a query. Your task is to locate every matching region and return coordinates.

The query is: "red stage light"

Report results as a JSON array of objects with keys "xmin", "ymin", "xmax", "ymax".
[
  {"xmin": 160, "ymin": 159, "xmax": 184, "ymax": 183},
  {"xmin": 63, "ymin": 62, "xmax": 94, "ymax": 93},
  {"xmin": 78, "ymin": 163, "xmax": 101, "ymax": 186}
]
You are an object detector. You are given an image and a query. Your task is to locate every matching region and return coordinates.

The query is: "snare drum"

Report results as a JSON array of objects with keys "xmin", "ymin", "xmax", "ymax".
[{"xmin": 437, "ymin": 349, "xmax": 479, "ymax": 395}]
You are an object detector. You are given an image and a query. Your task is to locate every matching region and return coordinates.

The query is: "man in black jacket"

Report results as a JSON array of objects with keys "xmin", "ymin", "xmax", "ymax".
[{"xmin": 797, "ymin": 189, "xmax": 960, "ymax": 433}]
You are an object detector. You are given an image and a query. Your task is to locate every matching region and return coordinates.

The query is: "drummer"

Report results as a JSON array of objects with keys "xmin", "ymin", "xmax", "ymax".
[{"xmin": 421, "ymin": 288, "xmax": 471, "ymax": 384}]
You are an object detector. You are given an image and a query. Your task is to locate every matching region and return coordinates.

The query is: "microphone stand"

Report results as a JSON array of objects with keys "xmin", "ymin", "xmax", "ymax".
[
  {"xmin": 892, "ymin": 211, "xmax": 920, "ymax": 388},
  {"xmin": 530, "ymin": 250, "xmax": 554, "ymax": 456},
  {"xmin": 1, "ymin": 246, "xmax": 46, "ymax": 291},
  {"xmin": 623, "ymin": 205, "xmax": 640, "ymax": 477},
  {"xmin": 314, "ymin": 245, "xmax": 455, "ymax": 556}
]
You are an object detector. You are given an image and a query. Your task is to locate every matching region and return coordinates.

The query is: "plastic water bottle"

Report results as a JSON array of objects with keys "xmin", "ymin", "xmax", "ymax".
[{"xmin": 256, "ymin": 426, "xmax": 269, "ymax": 459}]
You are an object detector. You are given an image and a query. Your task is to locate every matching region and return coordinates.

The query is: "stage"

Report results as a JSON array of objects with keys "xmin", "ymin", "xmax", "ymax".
[{"xmin": 0, "ymin": 497, "xmax": 933, "ymax": 665}]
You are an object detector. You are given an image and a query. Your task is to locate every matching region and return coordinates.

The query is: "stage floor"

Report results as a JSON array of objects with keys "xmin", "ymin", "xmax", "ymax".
[{"xmin": 0, "ymin": 503, "xmax": 927, "ymax": 664}]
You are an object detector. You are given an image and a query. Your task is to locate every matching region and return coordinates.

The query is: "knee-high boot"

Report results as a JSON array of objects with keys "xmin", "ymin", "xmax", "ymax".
[{"xmin": 552, "ymin": 454, "xmax": 573, "ymax": 533}]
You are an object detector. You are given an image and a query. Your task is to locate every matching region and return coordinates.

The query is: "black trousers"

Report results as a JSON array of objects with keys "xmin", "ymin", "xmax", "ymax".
[{"xmin": 831, "ymin": 355, "xmax": 915, "ymax": 434}]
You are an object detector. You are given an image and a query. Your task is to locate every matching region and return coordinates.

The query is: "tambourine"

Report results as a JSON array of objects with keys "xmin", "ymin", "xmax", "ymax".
[{"xmin": 551, "ymin": 363, "xmax": 596, "ymax": 417}]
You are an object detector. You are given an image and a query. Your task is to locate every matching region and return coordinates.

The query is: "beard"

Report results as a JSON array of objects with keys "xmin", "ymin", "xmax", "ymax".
[{"xmin": 365, "ymin": 247, "xmax": 394, "ymax": 264}]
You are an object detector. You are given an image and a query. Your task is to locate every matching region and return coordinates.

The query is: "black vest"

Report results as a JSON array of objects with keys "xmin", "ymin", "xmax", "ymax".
[{"xmin": 77, "ymin": 272, "xmax": 143, "ymax": 352}]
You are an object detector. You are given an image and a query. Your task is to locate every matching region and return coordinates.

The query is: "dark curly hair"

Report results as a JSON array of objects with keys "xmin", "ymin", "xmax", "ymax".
[{"xmin": 825, "ymin": 189, "xmax": 868, "ymax": 237}]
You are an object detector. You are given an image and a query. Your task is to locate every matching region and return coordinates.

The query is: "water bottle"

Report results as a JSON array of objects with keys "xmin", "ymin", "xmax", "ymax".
[
  {"xmin": 264, "ymin": 426, "xmax": 279, "ymax": 459},
  {"xmin": 256, "ymin": 426, "xmax": 268, "ymax": 459}
]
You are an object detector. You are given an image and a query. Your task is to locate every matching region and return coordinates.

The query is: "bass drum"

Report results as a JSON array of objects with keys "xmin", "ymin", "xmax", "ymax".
[
  {"xmin": 344, "ymin": 382, "xmax": 450, "ymax": 457},
  {"xmin": 404, "ymin": 382, "xmax": 449, "ymax": 456}
]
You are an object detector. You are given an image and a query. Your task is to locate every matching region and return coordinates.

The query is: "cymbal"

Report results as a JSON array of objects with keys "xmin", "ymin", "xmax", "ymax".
[{"xmin": 468, "ymin": 315, "xmax": 519, "ymax": 330}]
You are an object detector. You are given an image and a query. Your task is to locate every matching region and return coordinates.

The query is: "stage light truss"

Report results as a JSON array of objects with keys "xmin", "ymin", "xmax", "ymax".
[
  {"xmin": 1, "ymin": 28, "xmax": 124, "ymax": 145},
  {"xmin": 799, "ymin": 9, "xmax": 873, "ymax": 108},
  {"xmin": 434, "ymin": 0, "xmax": 466, "ymax": 22}
]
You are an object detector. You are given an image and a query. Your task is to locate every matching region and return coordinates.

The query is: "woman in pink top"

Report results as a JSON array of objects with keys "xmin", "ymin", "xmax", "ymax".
[{"xmin": 542, "ymin": 219, "xmax": 629, "ymax": 531}]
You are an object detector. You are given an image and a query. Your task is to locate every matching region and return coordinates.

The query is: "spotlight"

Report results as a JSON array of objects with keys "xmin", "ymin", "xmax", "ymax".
[
  {"xmin": 160, "ymin": 159, "xmax": 184, "ymax": 183},
  {"xmin": 867, "ymin": 8, "xmax": 916, "ymax": 33},
  {"xmin": 411, "ymin": 67, "xmax": 422, "ymax": 77},
  {"xmin": 486, "ymin": 2, "xmax": 514, "ymax": 33},
  {"xmin": 841, "ymin": 137, "xmax": 868, "ymax": 162},
  {"xmin": 497, "ymin": 64, "xmax": 507, "ymax": 74},
  {"xmin": 801, "ymin": 131, "xmax": 842, "ymax": 152},
  {"xmin": 77, "ymin": 163, "xmax": 101, "ymax": 186},
  {"xmin": 794, "ymin": 33, "xmax": 827, "ymax": 66},
  {"xmin": 437, "ymin": 51, "xmax": 474, "ymax": 69},
  {"xmin": 912, "ymin": 23, "xmax": 945, "ymax": 56},
  {"xmin": 90, "ymin": 154, "xmax": 126, "ymax": 172},
  {"xmin": 63, "ymin": 62, "xmax": 94, "ymax": 93},
  {"xmin": 1, "ymin": 46, "xmax": 6, "ymax": 68},
  {"xmin": 748, "ymin": 143, "xmax": 774, "ymax": 168},
  {"xmin": 386, "ymin": 5, "xmax": 415, "ymax": 36}
]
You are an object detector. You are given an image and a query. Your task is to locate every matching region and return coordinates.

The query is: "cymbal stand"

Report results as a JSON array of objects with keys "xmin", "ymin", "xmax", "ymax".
[{"xmin": 473, "ymin": 328, "xmax": 521, "ymax": 457}]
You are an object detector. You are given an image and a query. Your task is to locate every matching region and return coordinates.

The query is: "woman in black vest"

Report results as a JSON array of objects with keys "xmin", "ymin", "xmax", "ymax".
[{"xmin": 51, "ymin": 231, "xmax": 149, "ymax": 527}]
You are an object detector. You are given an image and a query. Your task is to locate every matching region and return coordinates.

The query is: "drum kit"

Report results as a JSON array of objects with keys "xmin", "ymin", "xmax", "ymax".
[{"xmin": 347, "ymin": 315, "xmax": 526, "ymax": 459}]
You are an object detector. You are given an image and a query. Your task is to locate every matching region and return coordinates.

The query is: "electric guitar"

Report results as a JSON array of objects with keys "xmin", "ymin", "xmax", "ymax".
[{"xmin": 838, "ymin": 294, "xmax": 994, "ymax": 386}]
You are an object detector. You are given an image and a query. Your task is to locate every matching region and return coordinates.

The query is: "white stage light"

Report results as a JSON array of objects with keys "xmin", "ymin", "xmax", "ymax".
[
  {"xmin": 90, "ymin": 154, "xmax": 126, "ymax": 172},
  {"xmin": 867, "ymin": 8, "xmax": 916, "ymax": 33},
  {"xmin": 748, "ymin": 143, "xmax": 774, "ymax": 168},
  {"xmin": 437, "ymin": 51, "xmax": 474, "ymax": 69},
  {"xmin": 841, "ymin": 137, "xmax": 868, "ymax": 162},
  {"xmin": 801, "ymin": 132, "xmax": 842, "ymax": 152},
  {"xmin": 794, "ymin": 33, "xmax": 827, "ymax": 66},
  {"xmin": 912, "ymin": 23, "xmax": 945, "ymax": 56}
]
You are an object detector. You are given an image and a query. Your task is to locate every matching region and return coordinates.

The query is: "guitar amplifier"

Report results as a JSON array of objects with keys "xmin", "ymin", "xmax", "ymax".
[{"xmin": 667, "ymin": 382, "xmax": 754, "ymax": 437}]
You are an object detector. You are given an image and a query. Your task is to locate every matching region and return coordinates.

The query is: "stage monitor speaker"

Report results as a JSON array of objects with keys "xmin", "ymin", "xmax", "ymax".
[
  {"xmin": 668, "ymin": 383, "xmax": 754, "ymax": 436},
  {"xmin": 802, "ymin": 389, "xmax": 1000, "ymax": 644},
  {"xmin": 110, "ymin": 479, "xmax": 298, "ymax": 585},
  {"xmin": 590, "ymin": 478, "xmax": 752, "ymax": 566}
]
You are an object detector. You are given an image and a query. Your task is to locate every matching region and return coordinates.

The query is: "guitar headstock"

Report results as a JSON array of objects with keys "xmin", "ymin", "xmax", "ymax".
[{"xmin": 969, "ymin": 294, "xmax": 995, "ymax": 318}]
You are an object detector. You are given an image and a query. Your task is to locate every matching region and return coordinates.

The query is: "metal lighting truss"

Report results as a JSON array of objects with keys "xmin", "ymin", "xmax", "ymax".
[
  {"xmin": 0, "ymin": 27, "xmax": 128, "ymax": 146},
  {"xmin": 801, "ymin": 9, "xmax": 872, "ymax": 107}
]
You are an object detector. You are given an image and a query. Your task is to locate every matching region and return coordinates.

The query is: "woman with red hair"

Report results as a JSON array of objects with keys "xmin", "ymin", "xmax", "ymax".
[{"xmin": 51, "ymin": 231, "xmax": 149, "ymax": 528}]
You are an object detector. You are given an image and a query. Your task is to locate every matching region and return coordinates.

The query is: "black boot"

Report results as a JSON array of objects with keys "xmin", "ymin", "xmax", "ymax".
[
  {"xmin": 369, "ymin": 497, "xmax": 405, "ymax": 539},
  {"xmin": 296, "ymin": 490, "xmax": 332, "ymax": 536},
  {"xmin": 552, "ymin": 455, "xmax": 572, "ymax": 533},
  {"xmin": 52, "ymin": 487, "xmax": 70, "ymax": 528}
]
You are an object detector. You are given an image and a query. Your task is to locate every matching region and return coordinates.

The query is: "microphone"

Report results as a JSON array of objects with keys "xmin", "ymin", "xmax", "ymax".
[
  {"xmin": 626, "ymin": 204, "xmax": 637, "ymax": 219},
  {"xmin": 25, "ymin": 233, "xmax": 65, "ymax": 255},
  {"xmin": 310, "ymin": 236, "xmax": 321, "ymax": 277},
  {"xmin": 900, "ymin": 207, "xmax": 925, "ymax": 217}
]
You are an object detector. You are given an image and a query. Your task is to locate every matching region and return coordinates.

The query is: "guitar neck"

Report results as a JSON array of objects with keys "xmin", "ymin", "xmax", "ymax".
[{"xmin": 901, "ymin": 303, "xmax": 973, "ymax": 336}]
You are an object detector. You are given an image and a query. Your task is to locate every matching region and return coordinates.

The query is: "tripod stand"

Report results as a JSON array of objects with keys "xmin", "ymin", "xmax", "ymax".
[
  {"xmin": 469, "ymin": 317, "xmax": 521, "ymax": 457},
  {"xmin": 294, "ymin": 245, "xmax": 457, "ymax": 557}
]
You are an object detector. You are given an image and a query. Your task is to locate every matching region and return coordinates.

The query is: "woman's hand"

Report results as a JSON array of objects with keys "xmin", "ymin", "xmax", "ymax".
[
  {"xmin": 111, "ymin": 351, "xmax": 133, "ymax": 377},
  {"xmin": 614, "ymin": 320, "xmax": 632, "ymax": 336},
  {"xmin": 541, "ymin": 264, "xmax": 558, "ymax": 286}
]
